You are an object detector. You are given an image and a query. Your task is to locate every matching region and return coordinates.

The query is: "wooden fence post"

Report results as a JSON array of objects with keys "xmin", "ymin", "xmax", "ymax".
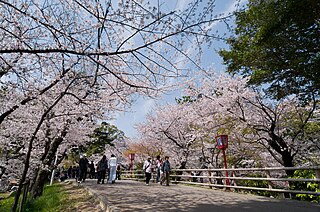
[
  {"xmin": 231, "ymin": 166, "xmax": 237, "ymax": 187},
  {"xmin": 265, "ymin": 170, "xmax": 273, "ymax": 189},
  {"xmin": 174, "ymin": 170, "xmax": 177, "ymax": 183},
  {"xmin": 208, "ymin": 170, "xmax": 213, "ymax": 189}
]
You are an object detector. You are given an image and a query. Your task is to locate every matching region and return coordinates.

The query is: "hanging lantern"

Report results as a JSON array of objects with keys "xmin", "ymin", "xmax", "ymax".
[
  {"xmin": 128, "ymin": 153, "xmax": 135, "ymax": 160},
  {"xmin": 216, "ymin": 135, "xmax": 228, "ymax": 150}
]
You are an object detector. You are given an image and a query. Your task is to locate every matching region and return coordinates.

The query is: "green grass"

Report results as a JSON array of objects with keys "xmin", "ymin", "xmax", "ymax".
[
  {"xmin": 0, "ymin": 193, "xmax": 10, "ymax": 199},
  {"xmin": 0, "ymin": 184, "xmax": 69, "ymax": 212},
  {"xmin": 0, "ymin": 193, "xmax": 15, "ymax": 212}
]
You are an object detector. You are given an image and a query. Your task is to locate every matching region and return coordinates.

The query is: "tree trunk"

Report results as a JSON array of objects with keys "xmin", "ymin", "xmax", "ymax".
[
  {"xmin": 175, "ymin": 161, "xmax": 187, "ymax": 181},
  {"xmin": 11, "ymin": 138, "xmax": 33, "ymax": 212},
  {"xmin": 29, "ymin": 167, "xmax": 39, "ymax": 192},
  {"xmin": 268, "ymin": 130, "xmax": 295, "ymax": 176},
  {"xmin": 281, "ymin": 150, "xmax": 295, "ymax": 176},
  {"xmin": 30, "ymin": 128, "xmax": 68, "ymax": 199},
  {"xmin": 29, "ymin": 141, "xmax": 60, "ymax": 199},
  {"xmin": 0, "ymin": 166, "xmax": 6, "ymax": 179},
  {"xmin": 12, "ymin": 73, "xmax": 70, "ymax": 211},
  {"xmin": 30, "ymin": 169, "xmax": 50, "ymax": 198}
]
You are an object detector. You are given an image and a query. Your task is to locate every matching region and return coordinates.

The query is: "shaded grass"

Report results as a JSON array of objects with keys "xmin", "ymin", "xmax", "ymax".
[
  {"xmin": 0, "ymin": 184, "xmax": 69, "ymax": 212},
  {"xmin": 24, "ymin": 184, "xmax": 68, "ymax": 212},
  {"xmin": 0, "ymin": 182, "xmax": 101, "ymax": 212},
  {"xmin": 0, "ymin": 193, "xmax": 10, "ymax": 199}
]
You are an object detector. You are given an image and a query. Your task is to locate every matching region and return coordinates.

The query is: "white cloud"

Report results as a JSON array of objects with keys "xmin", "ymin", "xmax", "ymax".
[
  {"xmin": 174, "ymin": 0, "xmax": 193, "ymax": 12},
  {"xmin": 133, "ymin": 98, "xmax": 156, "ymax": 122},
  {"xmin": 109, "ymin": 97, "xmax": 156, "ymax": 138}
]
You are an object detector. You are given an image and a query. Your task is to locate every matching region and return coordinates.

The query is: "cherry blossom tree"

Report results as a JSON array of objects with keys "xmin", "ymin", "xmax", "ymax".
[
  {"xmin": 135, "ymin": 73, "xmax": 319, "ymax": 176},
  {"xmin": 186, "ymin": 73, "xmax": 319, "ymax": 173},
  {"xmin": 0, "ymin": 0, "xmax": 232, "ymax": 122},
  {"xmin": 0, "ymin": 1, "xmax": 234, "ymax": 210},
  {"xmin": 1, "ymin": 69, "xmax": 134, "ymax": 208},
  {"xmin": 0, "ymin": 0, "xmax": 233, "ymax": 162},
  {"xmin": 136, "ymin": 103, "xmax": 198, "ymax": 169}
]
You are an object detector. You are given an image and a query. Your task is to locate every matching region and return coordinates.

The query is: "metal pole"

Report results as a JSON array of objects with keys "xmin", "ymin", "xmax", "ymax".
[
  {"xmin": 50, "ymin": 154, "xmax": 58, "ymax": 186},
  {"xmin": 222, "ymin": 149, "xmax": 230, "ymax": 187}
]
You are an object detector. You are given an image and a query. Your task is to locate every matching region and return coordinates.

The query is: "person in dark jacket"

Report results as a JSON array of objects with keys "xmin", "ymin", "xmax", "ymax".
[
  {"xmin": 67, "ymin": 166, "xmax": 73, "ymax": 179},
  {"xmin": 116, "ymin": 164, "xmax": 121, "ymax": 180},
  {"xmin": 89, "ymin": 161, "xmax": 95, "ymax": 179},
  {"xmin": 160, "ymin": 156, "xmax": 171, "ymax": 186},
  {"xmin": 97, "ymin": 155, "xmax": 108, "ymax": 184},
  {"xmin": 78, "ymin": 153, "xmax": 89, "ymax": 183}
]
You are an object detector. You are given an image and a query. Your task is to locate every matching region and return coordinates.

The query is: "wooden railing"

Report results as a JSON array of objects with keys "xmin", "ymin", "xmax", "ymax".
[
  {"xmin": 121, "ymin": 166, "xmax": 320, "ymax": 196},
  {"xmin": 121, "ymin": 170, "xmax": 145, "ymax": 181}
]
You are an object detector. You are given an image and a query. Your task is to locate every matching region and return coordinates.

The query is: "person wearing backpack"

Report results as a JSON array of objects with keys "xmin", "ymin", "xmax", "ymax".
[
  {"xmin": 143, "ymin": 157, "xmax": 152, "ymax": 185},
  {"xmin": 161, "ymin": 156, "xmax": 171, "ymax": 186}
]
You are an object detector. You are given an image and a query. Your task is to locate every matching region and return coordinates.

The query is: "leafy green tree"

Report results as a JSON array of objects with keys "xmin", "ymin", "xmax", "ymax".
[
  {"xmin": 175, "ymin": 96, "xmax": 196, "ymax": 104},
  {"xmin": 219, "ymin": 0, "xmax": 320, "ymax": 101},
  {"xmin": 85, "ymin": 122, "xmax": 125, "ymax": 156}
]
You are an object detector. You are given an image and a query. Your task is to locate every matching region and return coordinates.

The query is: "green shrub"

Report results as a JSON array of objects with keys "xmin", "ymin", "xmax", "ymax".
[
  {"xmin": 236, "ymin": 173, "xmax": 274, "ymax": 197},
  {"xmin": 290, "ymin": 170, "xmax": 320, "ymax": 203}
]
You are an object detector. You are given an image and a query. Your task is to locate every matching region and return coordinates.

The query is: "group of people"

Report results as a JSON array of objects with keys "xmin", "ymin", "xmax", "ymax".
[
  {"xmin": 143, "ymin": 155, "xmax": 171, "ymax": 186},
  {"xmin": 77, "ymin": 153, "xmax": 118, "ymax": 184},
  {"xmin": 75, "ymin": 153, "xmax": 172, "ymax": 187},
  {"xmin": 96, "ymin": 154, "xmax": 118, "ymax": 184}
]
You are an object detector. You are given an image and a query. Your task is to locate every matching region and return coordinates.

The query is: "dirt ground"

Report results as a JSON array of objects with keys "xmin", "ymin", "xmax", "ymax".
[{"xmin": 62, "ymin": 182, "xmax": 102, "ymax": 212}]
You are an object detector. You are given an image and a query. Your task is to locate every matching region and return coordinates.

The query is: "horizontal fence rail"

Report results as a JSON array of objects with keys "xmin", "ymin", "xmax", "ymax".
[{"xmin": 121, "ymin": 166, "xmax": 320, "ymax": 197}]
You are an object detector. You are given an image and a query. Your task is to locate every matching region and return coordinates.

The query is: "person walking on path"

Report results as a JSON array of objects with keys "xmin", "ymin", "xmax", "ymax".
[
  {"xmin": 78, "ymin": 153, "xmax": 89, "ymax": 183},
  {"xmin": 108, "ymin": 154, "xmax": 117, "ymax": 183},
  {"xmin": 155, "ymin": 155, "xmax": 162, "ymax": 183},
  {"xmin": 161, "ymin": 156, "xmax": 171, "ymax": 186},
  {"xmin": 97, "ymin": 155, "xmax": 108, "ymax": 184},
  {"xmin": 67, "ymin": 166, "xmax": 72, "ymax": 179},
  {"xmin": 89, "ymin": 161, "xmax": 95, "ymax": 179},
  {"xmin": 116, "ymin": 164, "xmax": 121, "ymax": 180},
  {"xmin": 143, "ymin": 157, "xmax": 152, "ymax": 185}
]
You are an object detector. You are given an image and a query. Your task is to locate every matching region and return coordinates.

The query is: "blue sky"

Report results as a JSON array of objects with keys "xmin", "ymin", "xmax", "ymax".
[{"xmin": 110, "ymin": 0, "xmax": 246, "ymax": 138}]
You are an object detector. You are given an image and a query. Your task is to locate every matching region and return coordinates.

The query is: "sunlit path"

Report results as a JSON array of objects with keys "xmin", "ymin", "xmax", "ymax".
[{"xmin": 79, "ymin": 179, "xmax": 319, "ymax": 212}]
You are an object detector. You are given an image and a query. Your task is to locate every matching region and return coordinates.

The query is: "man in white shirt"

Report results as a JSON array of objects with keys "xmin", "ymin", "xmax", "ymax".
[{"xmin": 143, "ymin": 157, "xmax": 152, "ymax": 185}]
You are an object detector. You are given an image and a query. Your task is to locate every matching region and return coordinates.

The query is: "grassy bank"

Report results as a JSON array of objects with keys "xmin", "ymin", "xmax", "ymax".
[{"xmin": 0, "ymin": 182, "xmax": 101, "ymax": 212}]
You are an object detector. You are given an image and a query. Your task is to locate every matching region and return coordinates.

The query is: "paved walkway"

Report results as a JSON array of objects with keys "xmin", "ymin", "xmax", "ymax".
[{"xmin": 79, "ymin": 179, "xmax": 319, "ymax": 212}]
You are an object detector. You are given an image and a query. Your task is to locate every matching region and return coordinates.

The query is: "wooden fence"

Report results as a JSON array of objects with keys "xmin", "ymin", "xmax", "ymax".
[{"xmin": 121, "ymin": 166, "xmax": 320, "ymax": 196}]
